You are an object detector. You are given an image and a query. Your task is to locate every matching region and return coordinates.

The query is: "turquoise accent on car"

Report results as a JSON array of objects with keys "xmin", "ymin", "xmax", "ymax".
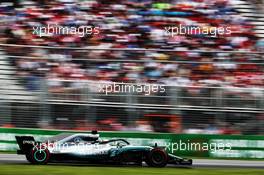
[
  {"xmin": 109, "ymin": 146, "xmax": 152, "ymax": 157},
  {"xmin": 34, "ymin": 150, "xmax": 47, "ymax": 162}
]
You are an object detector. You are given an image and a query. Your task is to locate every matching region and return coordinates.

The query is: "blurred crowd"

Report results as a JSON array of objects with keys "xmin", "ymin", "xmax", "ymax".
[{"xmin": 0, "ymin": 0, "xmax": 262, "ymax": 92}]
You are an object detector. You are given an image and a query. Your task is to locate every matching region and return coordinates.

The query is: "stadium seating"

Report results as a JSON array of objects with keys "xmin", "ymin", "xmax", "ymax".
[{"xmin": 0, "ymin": 0, "xmax": 262, "ymax": 93}]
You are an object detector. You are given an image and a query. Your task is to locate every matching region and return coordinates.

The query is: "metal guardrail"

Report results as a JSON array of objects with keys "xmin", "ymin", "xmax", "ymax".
[{"xmin": 0, "ymin": 79, "xmax": 263, "ymax": 132}]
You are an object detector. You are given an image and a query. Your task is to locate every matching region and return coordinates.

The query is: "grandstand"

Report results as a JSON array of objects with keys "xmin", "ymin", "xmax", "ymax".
[
  {"xmin": 0, "ymin": 0, "xmax": 263, "ymax": 134},
  {"xmin": 232, "ymin": 0, "xmax": 264, "ymax": 38}
]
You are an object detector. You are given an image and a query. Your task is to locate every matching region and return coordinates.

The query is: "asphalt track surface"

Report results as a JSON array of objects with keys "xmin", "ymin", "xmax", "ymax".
[{"xmin": 0, "ymin": 154, "xmax": 263, "ymax": 168}]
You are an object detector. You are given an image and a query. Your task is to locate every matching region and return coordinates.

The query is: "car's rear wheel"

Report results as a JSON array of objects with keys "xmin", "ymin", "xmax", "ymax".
[
  {"xmin": 28, "ymin": 148, "xmax": 50, "ymax": 164},
  {"xmin": 145, "ymin": 148, "xmax": 168, "ymax": 167},
  {"xmin": 25, "ymin": 154, "xmax": 33, "ymax": 163}
]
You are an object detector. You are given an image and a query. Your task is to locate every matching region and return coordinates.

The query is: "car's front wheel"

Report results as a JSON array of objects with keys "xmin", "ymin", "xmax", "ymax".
[{"xmin": 145, "ymin": 148, "xmax": 168, "ymax": 167}]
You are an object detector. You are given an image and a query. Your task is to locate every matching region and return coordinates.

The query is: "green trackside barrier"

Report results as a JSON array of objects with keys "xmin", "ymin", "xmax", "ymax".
[{"xmin": 0, "ymin": 127, "xmax": 263, "ymax": 159}]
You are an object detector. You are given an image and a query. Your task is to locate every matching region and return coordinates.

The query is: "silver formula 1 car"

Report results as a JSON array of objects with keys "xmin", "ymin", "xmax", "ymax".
[{"xmin": 16, "ymin": 131, "xmax": 192, "ymax": 167}]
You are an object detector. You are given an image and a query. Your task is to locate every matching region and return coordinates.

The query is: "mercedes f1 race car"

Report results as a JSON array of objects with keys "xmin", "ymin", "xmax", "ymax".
[{"xmin": 16, "ymin": 131, "xmax": 192, "ymax": 167}]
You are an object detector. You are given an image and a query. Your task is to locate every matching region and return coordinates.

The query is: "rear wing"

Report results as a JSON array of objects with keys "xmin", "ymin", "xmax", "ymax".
[{"xmin": 15, "ymin": 136, "xmax": 36, "ymax": 154}]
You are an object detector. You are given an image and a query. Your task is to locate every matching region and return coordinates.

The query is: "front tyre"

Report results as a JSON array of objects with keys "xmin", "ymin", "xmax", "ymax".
[{"xmin": 145, "ymin": 148, "xmax": 168, "ymax": 167}]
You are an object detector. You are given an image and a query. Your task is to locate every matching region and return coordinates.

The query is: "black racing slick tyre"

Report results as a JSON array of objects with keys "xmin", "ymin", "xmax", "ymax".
[
  {"xmin": 25, "ymin": 154, "xmax": 34, "ymax": 163},
  {"xmin": 29, "ymin": 147, "xmax": 50, "ymax": 164},
  {"xmin": 145, "ymin": 148, "xmax": 168, "ymax": 167}
]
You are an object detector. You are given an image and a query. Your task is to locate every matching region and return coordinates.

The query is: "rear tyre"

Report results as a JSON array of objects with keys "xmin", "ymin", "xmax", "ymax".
[
  {"xmin": 145, "ymin": 148, "xmax": 168, "ymax": 167},
  {"xmin": 29, "ymin": 148, "xmax": 50, "ymax": 164},
  {"xmin": 25, "ymin": 154, "xmax": 33, "ymax": 163}
]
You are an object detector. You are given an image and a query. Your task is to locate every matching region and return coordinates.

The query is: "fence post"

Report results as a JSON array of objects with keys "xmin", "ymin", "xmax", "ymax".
[
  {"xmin": 169, "ymin": 85, "xmax": 180, "ymax": 115},
  {"xmin": 0, "ymin": 100, "xmax": 11, "ymax": 126},
  {"xmin": 39, "ymin": 78, "xmax": 51, "ymax": 126},
  {"xmin": 215, "ymin": 87, "xmax": 225, "ymax": 124},
  {"xmin": 85, "ymin": 81, "xmax": 96, "ymax": 124},
  {"xmin": 125, "ymin": 84, "xmax": 138, "ymax": 126}
]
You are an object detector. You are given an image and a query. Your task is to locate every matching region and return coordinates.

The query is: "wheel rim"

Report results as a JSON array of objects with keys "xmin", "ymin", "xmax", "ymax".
[
  {"xmin": 152, "ymin": 152, "xmax": 165, "ymax": 164},
  {"xmin": 34, "ymin": 150, "xmax": 47, "ymax": 162}
]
